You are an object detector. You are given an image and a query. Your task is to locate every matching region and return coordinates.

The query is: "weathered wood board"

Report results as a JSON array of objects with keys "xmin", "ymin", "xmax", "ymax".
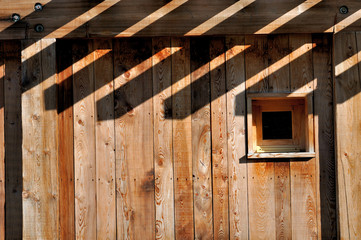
[
  {"xmin": 0, "ymin": 0, "xmax": 360, "ymax": 39},
  {"xmin": 191, "ymin": 37, "xmax": 213, "ymax": 240},
  {"xmin": 3, "ymin": 41, "xmax": 22, "ymax": 240},
  {"xmin": 225, "ymin": 35, "xmax": 249, "ymax": 240},
  {"xmin": 334, "ymin": 31, "xmax": 361, "ymax": 240},
  {"xmin": 114, "ymin": 38, "xmax": 155, "ymax": 240},
  {"xmin": 57, "ymin": 39, "xmax": 75, "ymax": 240},
  {"xmin": 72, "ymin": 39, "xmax": 96, "ymax": 239},
  {"xmin": 94, "ymin": 39, "xmax": 116, "ymax": 240},
  {"xmin": 152, "ymin": 37, "xmax": 174, "ymax": 240},
  {"xmin": 0, "ymin": 41, "xmax": 4, "ymax": 240},
  {"xmin": 172, "ymin": 37, "xmax": 194, "ymax": 239},
  {"xmin": 312, "ymin": 33, "xmax": 336, "ymax": 240},
  {"xmin": 0, "ymin": 34, "xmax": 340, "ymax": 239},
  {"xmin": 22, "ymin": 39, "xmax": 59, "ymax": 239}
]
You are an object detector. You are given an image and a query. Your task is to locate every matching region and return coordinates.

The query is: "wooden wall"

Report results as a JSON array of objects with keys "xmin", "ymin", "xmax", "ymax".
[{"xmin": 0, "ymin": 34, "xmax": 338, "ymax": 239}]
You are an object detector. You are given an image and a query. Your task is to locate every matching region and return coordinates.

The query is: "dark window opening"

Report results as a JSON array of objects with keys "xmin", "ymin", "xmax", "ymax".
[{"xmin": 262, "ymin": 111, "xmax": 292, "ymax": 140}]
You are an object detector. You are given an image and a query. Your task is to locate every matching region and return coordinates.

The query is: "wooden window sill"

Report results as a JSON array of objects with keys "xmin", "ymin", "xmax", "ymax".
[{"xmin": 247, "ymin": 152, "xmax": 316, "ymax": 159}]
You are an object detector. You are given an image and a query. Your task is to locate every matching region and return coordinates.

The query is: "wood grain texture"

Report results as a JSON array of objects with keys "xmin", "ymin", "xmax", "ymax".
[
  {"xmin": 334, "ymin": 32, "xmax": 361, "ymax": 240},
  {"xmin": 191, "ymin": 37, "xmax": 213, "ymax": 240},
  {"xmin": 210, "ymin": 37, "xmax": 229, "ymax": 239},
  {"xmin": 245, "ymin": 35, "xmax": 276, "ymax": 240},
  {"xmin": 114, "ymin": 38, "xmax": 155, "ymax": 240},
  {"xmin": 57, "ymin": 40, "xmax": 75, "ymax": 240},
  {"xmin": 94, "ymin": 39, "xmax": 116, "ymax": 240},
  {"xmin": 72, "ymin": 39, "xmax": 96, "ymax": 240},
  {"xmin": 312, "ymin": 34, "xmax": 336, "ymax": 240},
  {"xmin": 274, "ymin": 161, "xmax": 291, "ymax": 240},
  {"xmin": 3, "ymin": 41, "xmax": 22, "ymax": 240},
  {"xmin": 245, "ymin": 35, "xmax": 268, "ymax": 93},
  {"xmin": 22, "ymin": 39, "xmax": 59, "ymax": 239},
  {"xmin": 0, "ymin": 0, "xmax": 356, "ymax": 39},
  {"xmin": 267, "ymin": 34, "xmax": 292, "ymax": 240},
  {"xmin": 40, "ymin": 38, "xmax": 59, "ymax": 239},
  {"xmin": 225, "ymin": 35, "xmax": 248, "ymax": 240},
  {"xmin": 171, "ymin": 37, "xmax": 194, "ymax": 240},
  {"xmin": 289, "ymin": 34, "xmax": 318, "ymax": 240},
  {"xmin": 247, "ymin": 152, "xmax": 316, "ymax": 159},
  {"xmin": 152, "ymin": 37, "xmax": 174, "ymax": 240},
  {"xmin": 267, "ymin": 34, "xmax": 290, "ymax": 92},
  {"xmin": 0, "ymin": 41, "xmax": 4, "ymax": 240},
  {"xmin": 289, "ymin": 34, "xmax": 313, "ymax": 93}
]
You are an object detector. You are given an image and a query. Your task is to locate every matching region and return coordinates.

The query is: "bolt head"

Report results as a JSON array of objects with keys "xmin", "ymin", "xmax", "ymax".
[
  {"xmin": 339, "ymin": 6, "xmax": 349, "ymax": 14},
  {"xmin": 34, "ymin": 24, "xmax": 44, "ymax": 33},
  {"xmin": 34, "ymin": 3, "xmax": 43, "ymax": 11},
  {"xmin": 11, "ymin": 13, "xmax": 20, "ymax": 22}
]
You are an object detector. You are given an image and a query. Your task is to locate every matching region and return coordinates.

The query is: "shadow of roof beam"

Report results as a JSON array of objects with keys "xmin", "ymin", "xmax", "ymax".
[
  {"xmin": 21, "ymin": 0, "xmax": 121, "ymax": 62},
  {"xmin": 95, "ymin": 37, "xmax": 316, "ymax": 120}
]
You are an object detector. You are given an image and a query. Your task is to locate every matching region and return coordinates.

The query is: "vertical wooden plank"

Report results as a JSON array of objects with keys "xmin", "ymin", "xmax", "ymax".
[
  {"xmin": 225, "ymin": 35, "xmax": 248, "ymax": 240},
  {"xmin": 21, "ymin": 44, "xmax": 42, "ymax": 240},
  {"xmin": 171, "ymin": 37, "xmax": 193, "ymax": 239},
  {"xmin": 114, "ymin": 38, "xmax": 155, "ymax": 240},
  {"xmin": 22, "ymin": 39, "xmax": 59, "ymax": 239},
  {"xmin": 113, "ymin": 39, "xmax": 128, "ymax": 239},
  {"xmin": 312, "ymin": 34, "xmax": 336, "ymax": 240},
  {"xmin": 152, "ymin": 37, "xmax": 174, "ymax": 240},
  {"xmin": 191, "ymin": 37, "xmax": 213, "ymax": 240},
  {"xmin": 290, "ymin": 34, "xmax": 314, "ymax": 93},
  {"xmin": 267, "ymin": 34, "xmax": 290, "ymax": 92},
  {"xmin": 274, "ymin": 162, "xmax": 291, "ymax": 240},
  {"xmin": 268, "ymin": 34, "xmax": 292, "ymax": 240},
  {"xmin": 73, "ymin": 39, "xmax": 96, "ymax": 240},
  {"xmin": 3, "ymin": 41, "xmax": 22, "ymax": 240},
  {"xmin": 0, "ymin": 41, "xmax": 4, "ymax": 240},
  {"xmin": 94, "ymin": 39, "xmax": 116, "ymax": 240},
  {"xmin": 41, "ymin": 38, "xmax": 59, "ymax": 239},
  {"xmin": 245, "ymin": 35, "xmax": 268, "ymax": 93},
  {"xmin": 289, "ymin": 34, "xmax": 318, "ymax": 240},
  {"xmin": 210, "ymin": 37, "xmax": 229, "ymax": 239},
  {"xmin": 353, "ymin": 31, "xmax": 361, "ymax": 239},
  {"xmin": 245, "ymin": 35, "xmax": 276, "ymax": 240},
  {"xmin": 334, "ymin": 32, "xmax": 361, "ymax": 240},
  {"xmin": 57, "ymin": 40, "xmax": 75, "ymax": 240}
]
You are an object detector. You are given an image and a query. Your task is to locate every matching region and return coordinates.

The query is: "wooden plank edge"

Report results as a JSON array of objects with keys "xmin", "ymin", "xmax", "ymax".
[{"xmin": 247, "ymin": 152, "xmax": 316, "ymax": 159}]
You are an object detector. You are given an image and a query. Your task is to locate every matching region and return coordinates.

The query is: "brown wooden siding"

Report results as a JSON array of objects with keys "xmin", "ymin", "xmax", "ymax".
[{"xmin": 0, "ymin": 34, "xmax": 337, "ymax": 239}]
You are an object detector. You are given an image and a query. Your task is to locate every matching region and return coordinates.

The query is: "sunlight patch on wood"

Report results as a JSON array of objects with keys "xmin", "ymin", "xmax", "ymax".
[
  {"xmin": 114, "ymin": 47, "xmax": 182, "ymax": 89},
  {"xmin": 255, "ymin": 0, "xmax": 322, "ymax": 34},
  {"xmin": 335, "ymin": 50, "xmax": 360, "ymax": 76},
  {"xmin": 185, "ymin": 0, "xmax": 255, "ymax": 36},
  {"xmin": 0, "ymin": 64, "xmax": 4, "ymax": 79},
  {"xmin": 21, "ymin": 0, "xmax": 120, "ymax": 62},
  {"xmin": 117, "ymin": 0, "xmax": 188, "ymax": 37},
  {"xmin": 246, "ymin": 43, "xmax": 314, "ymax": 88},
  {"xmin": 327, "ymin": 9, "xmax": 361, "ymax": 33},
  {"xmin": 171, "ymin": 45, "xmax": 250, "ymax": 95}
]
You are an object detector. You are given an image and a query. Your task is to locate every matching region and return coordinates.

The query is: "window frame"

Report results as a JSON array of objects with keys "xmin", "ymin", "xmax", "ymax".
[{"xmin": 247, "ymin": 93, "xmax": 315, "ymax": 159}]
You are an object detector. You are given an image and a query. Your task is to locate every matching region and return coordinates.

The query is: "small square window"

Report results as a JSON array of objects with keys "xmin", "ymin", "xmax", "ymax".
[
  {"xmin": 262, "ymin": 111, "xmax": 292, "ymax": 140},
  {"xmin": 247, "ymin": 93, "xmax": 315, "ymax": 159}
]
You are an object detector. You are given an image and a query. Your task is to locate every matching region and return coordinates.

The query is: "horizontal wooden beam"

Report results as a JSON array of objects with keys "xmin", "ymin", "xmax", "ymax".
[{"xmin": 0, "ymin": 0, "xmax": 360, "ymax": 39}]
